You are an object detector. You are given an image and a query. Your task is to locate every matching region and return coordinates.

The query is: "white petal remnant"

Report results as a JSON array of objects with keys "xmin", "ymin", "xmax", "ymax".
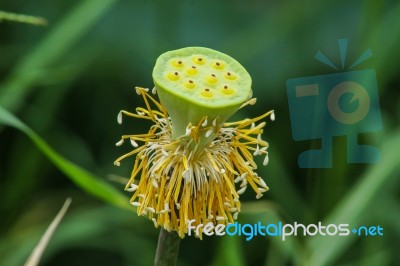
[
  {"xmin": 146, "ymin": 207, "xmax": 156, "ymax": 213},
  {"xmin": 130, "ymin": 138, "xmax": 138, "ymax": 147},
  {"xmin": 201, "ymin": 117, "xmax": 208, "ymax": 127},
  {"xmin": 117, "ymin": 111, "xmax": 123, "ymax": 124},
  {"xmin": 115, "ymin": 139, "xmax": 124, "ymax": 146},
  {"xmin": 212, "ymin": 118, "xmax": 218, "ymax": 127},
  {"xmin": 152, "ymin": 218, "xmax": 158, "ymax": 227},
  {"xmin": 114, "ymin": 88, "xmax": 274, "ymax": 238},
  {"xmin": 263, "ymin": 154, "xmax": 269, "ymax": 166},
  {"xmin": 205, "ymin": 128, "xmax": 213, "ymax": 138},
  {"xmin": 237, "ymin": 186, "xmax": 247, "ymax": 195},
  {"xmin": 270, "ymin": 110, "xmax": 276, "ymax": 121},
  {"xmin": 126, "ymin": 184, "xmax": 138, "ymax": 192}
]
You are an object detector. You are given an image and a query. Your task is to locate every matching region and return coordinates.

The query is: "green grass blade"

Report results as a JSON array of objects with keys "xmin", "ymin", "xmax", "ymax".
[
  {"xmin": 211, "ymin": 237, "xmax": 245, "ymax": 266},
  {"xmin": 24, "ymin": 198, "xmax": 72, "ymax": 266},
  {"xmin": 306, "ymin": 128, "xmax": 400, "ymax": 266},
  {"xmin": 0, "ymin": 10, "xmax": 47, "ymax": 26},
  {"xmin": 0, "ymin": 105, "xmax": 130, "ymax": 210},
  {"xmin": 0, "ymin": 0, "xmax": 117, "ymax": 112},
  {"xmin": 241, "ymin": 201, "xmax": 305, "ymax": 265}
]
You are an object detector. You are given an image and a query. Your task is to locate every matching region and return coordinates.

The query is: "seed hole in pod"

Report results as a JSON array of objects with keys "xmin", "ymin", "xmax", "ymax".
[
  {"xmin": 224, "ymin": 71, "xmax": 237, "ymax": 80},
  {"xmin": 206, "ymin": 74, "xmax": 217, "ymax": 84},
  {"xmin": 186, "ymin": 65, "xmax": 198, "ymax": 75},
  {"xmin": 221, "ymin": 85, "xmax": 234, "ymax": 95},
  {"xmin": 172, "ymin": 60, "xmax": 184, "ymax": 68},
  {"xmin": 184, "ymin": 79, "xmax": 195, "ymax": 89},
  {"xmin": 212, "ymin": 61, "xmax": 224, "ymax": 69},
  {"xmin": 167, "ymin": 71, "xmax": 180, "ymax": 81},
  {"xmin": 201, "ymin": 88, "xmax": 213, "ymax": 98},
  {"xmin": 193, "ymin": 56, "xmax": 205, "ymax": 65}
]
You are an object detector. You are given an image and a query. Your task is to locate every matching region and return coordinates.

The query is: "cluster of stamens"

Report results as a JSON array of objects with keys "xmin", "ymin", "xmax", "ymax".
[{"xmin": 114, "ymin": 87, "xmax": 275, "ymax": 238}]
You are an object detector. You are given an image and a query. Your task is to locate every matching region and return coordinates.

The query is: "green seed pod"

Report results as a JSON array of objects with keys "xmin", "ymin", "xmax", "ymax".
[{"xmin": 152, "ymin": 47, "xmax": 252, "ymax": 140}]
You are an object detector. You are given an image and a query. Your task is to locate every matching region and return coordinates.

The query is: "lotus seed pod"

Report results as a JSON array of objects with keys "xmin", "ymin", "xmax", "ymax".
[{"xmin": 152, "ymin": 47, "xmax": 252, "ymax": 140}]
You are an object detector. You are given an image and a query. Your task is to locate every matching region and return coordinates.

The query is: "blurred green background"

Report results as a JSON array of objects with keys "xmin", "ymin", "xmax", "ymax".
[{"xmin": 1, "ymin": 0, "xmax": 400, "ymax": 265}]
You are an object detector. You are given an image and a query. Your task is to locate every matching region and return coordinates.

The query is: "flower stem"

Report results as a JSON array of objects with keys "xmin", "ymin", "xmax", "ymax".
[{"xmin": 154, "ymin": 228, "xmax": 181, "ymax": 266}]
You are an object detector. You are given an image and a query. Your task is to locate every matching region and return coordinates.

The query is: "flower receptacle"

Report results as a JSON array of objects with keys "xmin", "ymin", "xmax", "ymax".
[{"xmin": 153, "ymin": 47, "xmax": 252, "ymax": 141}]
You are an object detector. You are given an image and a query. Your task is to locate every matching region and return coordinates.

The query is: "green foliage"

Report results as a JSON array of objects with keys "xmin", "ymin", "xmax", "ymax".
[
  {"xmin": 0, "ymin": 106, "xmax": 130, "ymax": 210},
  {"xmin": 1, "ymin": 0, "xmax": 399, "ymax": 265}
]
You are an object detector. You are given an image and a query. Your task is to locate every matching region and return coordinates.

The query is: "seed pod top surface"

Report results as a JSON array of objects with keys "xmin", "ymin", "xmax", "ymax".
[{"xmin": 153, "ymin": 47, "xmax": 252, "ymax": 108}]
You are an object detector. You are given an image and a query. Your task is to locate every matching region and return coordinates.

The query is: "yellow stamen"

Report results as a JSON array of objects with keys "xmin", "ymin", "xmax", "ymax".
[{"xmin": 115, "ymin": 89, "xmax": 273, "ymax": 238}]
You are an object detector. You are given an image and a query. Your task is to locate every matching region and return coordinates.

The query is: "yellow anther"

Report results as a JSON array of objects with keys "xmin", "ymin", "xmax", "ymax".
[
  {"xmin": 193, "ymin": 56, "xmax": 205, "ymax": 65},
  {"xmin": 186, "ymin": 66, "xmax": 198, "ymax": 75},
  {"xmin": 221, "ymin": 85, "xmax": 234, "ymax": 95},
  {"xmin": 184, "ymin": 80, "xmax": 195, "ymax": 89},
  {"xmin": 201, "ymin": 88, "xmax": 213, "ymax": 97},
  {"xmin": 224, "ymin": 71, "xmax": 237, "ymax": 80},
  {"xmin": 211, "ymin": 61, "xmax": 224, "ymax": 69},
  {"xmin": 167, "ymin": 72, "xmax": 180, "ymax": 81},
  {"xmin": 172, "ymin": 60, "xmax": 184, "ymax": 68},
  {"xmin": 206, "ymin": 74, "xmax": 217, "ymax": 84}
]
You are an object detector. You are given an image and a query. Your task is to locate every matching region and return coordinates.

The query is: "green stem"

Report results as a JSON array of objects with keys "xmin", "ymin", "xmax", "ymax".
[{"xmin": 154, "ymin": 228, "xmax": 181, "ymax": 266}]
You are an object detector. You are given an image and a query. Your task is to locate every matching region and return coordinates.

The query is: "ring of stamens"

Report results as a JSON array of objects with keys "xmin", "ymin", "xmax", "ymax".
[{"xmin": 115, "ymin": 87, "xmax": 274, "ymax": 238}]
